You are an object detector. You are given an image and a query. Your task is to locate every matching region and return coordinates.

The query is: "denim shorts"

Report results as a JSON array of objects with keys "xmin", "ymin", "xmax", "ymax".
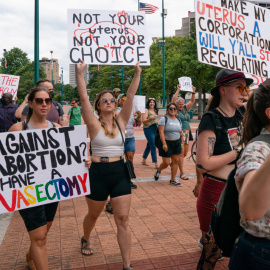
[
  {"xmin": 229, "ymin": 231, "xmax": 270, "ymax": 270},
  {"xmin": 125, "ymin": 137, "xmax": 135, "ymax": 152}
]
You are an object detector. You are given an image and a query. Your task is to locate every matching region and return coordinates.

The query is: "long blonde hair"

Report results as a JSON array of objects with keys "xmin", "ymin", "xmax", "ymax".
[{"xmin": 94, "ymin": 89, "xmax": 117, "ymax": 136}]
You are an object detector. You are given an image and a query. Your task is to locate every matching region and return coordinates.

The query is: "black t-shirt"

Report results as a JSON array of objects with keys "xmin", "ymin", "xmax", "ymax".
[{"xmin": 198, "ymin": 107, "xmax": 244, "ymax": 163}]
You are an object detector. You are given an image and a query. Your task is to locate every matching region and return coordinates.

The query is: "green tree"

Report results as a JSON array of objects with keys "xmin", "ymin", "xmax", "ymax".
[
  {"xmin": 0, "ymin": 47, "xmax": 30, "ymax": 75},
  {"xmin": 15, "ymin": 61, "xmax": 47, "ymax": 101},
  {"xmin": 63, "ymin": 84, "xmax": 76, "ymax": 101}
]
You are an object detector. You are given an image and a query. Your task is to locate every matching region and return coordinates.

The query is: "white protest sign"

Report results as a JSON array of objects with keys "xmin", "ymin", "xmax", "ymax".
[
  {"xmin": 195, "ymin": 0, "xmax": 270, "ymax": 78},
  {"xmin": 0, "ymin": 125, "xmax": 89, "ymax": 214},
  {"xmin": 178, "ymin": 77, "xmax": 193, "ymax": 92},
  {"xmin": 132, "ymin": 95, "xmax": 145, "ymax": 113},
  {"xmin": 68, "ymin": 9, "xmax": 150, "ymax": 66},
  {"xmin": 245, "ymin": 73, "xmax": 267, "ymax": 88},
  {"xmin": 0, "ymin": 74, "xmax": 20, "ymax": 99}
]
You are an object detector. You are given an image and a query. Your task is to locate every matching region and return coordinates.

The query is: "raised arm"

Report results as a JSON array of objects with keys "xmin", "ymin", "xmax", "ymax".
[
  {"xmin": 76, "ymin": 60, "xmax": 100, "ymax": 139},
  {"xmin": 117, "ymin": 62, "xmax": 141, "ymax": 130},
  {"xmin": 196, "ymin": 129, "xmax": 237, "ymax": 173},
  {"xmin": 171, "ymin": 84, "xmax": 181, "ymax": 104},
  {"xmin": 186, "ymin": 86, "xmax": 196, "ymax": 111},
  {"xmin": 239, "ymin": 151, "xmax": 270, "ymax": 221},
  {"xmin": 15, "ymin": 94, "xmax": 28, "ymax": 119}
]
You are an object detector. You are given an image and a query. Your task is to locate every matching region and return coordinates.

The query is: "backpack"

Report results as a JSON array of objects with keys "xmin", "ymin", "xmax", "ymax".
[
  {"xmin": 154, "ymin": 115, "xmax": 181, "ymax": 148},
  {"xmin": 211, "ymin": 133, "xmax": 270, "ymax": 257},
  {"xmin": 70, "ymin": 106, "xmax": 82, "ymax": 118},
  {"xmin": 52, "ymin": 100, "xmax": 63, "ymax": 116}
]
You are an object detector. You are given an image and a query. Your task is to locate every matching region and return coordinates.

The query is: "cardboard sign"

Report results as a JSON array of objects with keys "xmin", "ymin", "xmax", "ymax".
[
  {"xmin": 132, "ymin": 95, "xmax": 145, "ymax": 113},
  {"xmin": 195, "ymin": 0, "xmax": 270, "ymax": 77},
  {"xmin": 0, "ymin": 74, "xmax": 20, "ymax": 99},
  {"xmin": 178, "ymin": 77, "xmax": 193, "ymax": 92},
  {"xmin": 68, "ymin": 9, "xmax": 150, "ymax": 66},
  {"xmin": 0, "ymin": 125, "xmax": 89, "ymax": 214}
]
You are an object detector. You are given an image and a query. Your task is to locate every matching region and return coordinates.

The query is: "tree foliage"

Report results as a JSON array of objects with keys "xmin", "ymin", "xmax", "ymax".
[{"xmin": 0, "ymin": 47, "xmax": 30, "ymax": 75}]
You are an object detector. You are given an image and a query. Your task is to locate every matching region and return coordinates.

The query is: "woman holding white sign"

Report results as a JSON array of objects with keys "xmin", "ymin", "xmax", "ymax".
[
  {"xmin": 76, "ymin": 60, "xmax": 141, "ymax": 270},
  {"xmin": 172, "ymin": 84, "xmax": 196, "ymax": 180},
  {"xmin": 8, "ymin": 87, "xmax": 62, "ymax": 270}
]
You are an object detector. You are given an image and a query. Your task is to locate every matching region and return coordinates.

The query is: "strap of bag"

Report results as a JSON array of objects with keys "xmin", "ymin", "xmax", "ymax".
[{"xmin": 115, "ymin": 119, "xmax": 128, "ymax": 161}]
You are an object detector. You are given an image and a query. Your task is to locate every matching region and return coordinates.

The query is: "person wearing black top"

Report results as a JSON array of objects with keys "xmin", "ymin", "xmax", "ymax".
[{"xmin": 195, "ymin": 69, "xmax": 253, "ymax": 269}]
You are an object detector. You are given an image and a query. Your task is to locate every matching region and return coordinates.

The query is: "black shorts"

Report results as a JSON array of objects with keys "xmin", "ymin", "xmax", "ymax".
[
  {"xmin": 86, "ymin": 159, "xmax": 131, "ymax": 201},
  {"xmin": 19, "ymin": 202, "xmax": 59, "ymax": 232},
  {"xmin": 158, "ymin": 139, "xmax": 181, "ymax": 158}
]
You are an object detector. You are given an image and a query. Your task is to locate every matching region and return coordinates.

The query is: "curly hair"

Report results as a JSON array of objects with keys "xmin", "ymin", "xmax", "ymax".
[{"xmin": 94, "ymin": 89, "xmax": 117, "ymax": 136}]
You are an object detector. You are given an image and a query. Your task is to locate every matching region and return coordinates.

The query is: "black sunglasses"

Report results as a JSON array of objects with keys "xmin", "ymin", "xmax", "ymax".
[
  {"xmin": 169, "ymin": 107, "xmax": 177, "ymax": 111},
  {"xmin": 101, "ymin": 97, "xmax": 115, "ymax": 104},
  {"xmin": 35, "ymin": 98, "xmax": 52, "ymax": 105},
  {"xmin": 71, "ymin": 102, "xmax": 75, "ymax": 105}
]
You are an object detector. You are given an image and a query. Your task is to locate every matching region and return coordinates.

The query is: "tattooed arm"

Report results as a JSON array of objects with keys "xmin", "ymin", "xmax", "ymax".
[{"xmin": 196, "ymin": 130, "xmax": 237, "ymax": 173}]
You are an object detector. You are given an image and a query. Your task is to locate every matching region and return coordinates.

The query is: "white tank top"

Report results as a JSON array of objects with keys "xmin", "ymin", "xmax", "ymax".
[{"xmin": 91, "ymin": 128, "xmax": 124, "ymax": 157}]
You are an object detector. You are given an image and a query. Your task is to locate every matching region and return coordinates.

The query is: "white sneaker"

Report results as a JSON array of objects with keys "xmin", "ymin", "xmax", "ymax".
[
  {"xmin": 169, "ymin": 180, "xmax": 182, "ymax": 186},
  {"xmin": 154, "ymin": 170, "xmax": 160, "ymax": 180},
  {"xmin": 198, "ymin": 238, "xmax": 203, "ymax": 249}
]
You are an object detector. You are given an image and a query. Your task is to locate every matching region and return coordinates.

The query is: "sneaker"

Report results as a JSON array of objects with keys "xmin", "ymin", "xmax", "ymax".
[
  {"xmin": 154, "ymin": 170, "xmax": 160, "ymax": 181},
  {"xmin": 131, "ymin": 181, "xmax": 137, "ymax": 189},
  {"xmin": 169, "ymin": 180, "xmax": 182, "ymax": 186},
  {"xmin": 218, "ymin": 253, "xmax": 223, "ymax": 261},
  {"xmin": 198, "ymin": 237, "xmax": 203, "ymax": 249},
  {"xmin": 123, "ymin": 264, "xmax": 134, "ymax": 270}
]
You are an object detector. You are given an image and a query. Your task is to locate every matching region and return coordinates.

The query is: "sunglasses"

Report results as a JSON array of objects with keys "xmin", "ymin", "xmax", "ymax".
[
  {"xmin": 120, "ymin": 97, "xmax": 126, "ymax": 101},
  {"xmin": 35, "ymin": 98, "xmax": 52, "ymax": 105},
  {"xmin": 149, "ymin": 98, "xmax": 155, "ymax": 101},
  {"xmin": 169, "ymin": 107, "xmax": 177, "ymax": 111},
  {"xmin": 223, "ymin": 84, "xmax": 249, "ymax": 94},
  {"xmin": 71, "ymin": 102, "xmax": 75, "ymax": 105},
  {"xmin": 101, "ymin": 97, "xmax": 115, "ymax": 104}
]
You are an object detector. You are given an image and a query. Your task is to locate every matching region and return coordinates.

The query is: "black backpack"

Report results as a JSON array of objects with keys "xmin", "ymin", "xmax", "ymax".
[
  {"xmin": 211, "ymin": 133, "xmax": 270, "ymax": 257},
  {"xmin": 154, "ymin": 115, "xmax": 181, "ymax": 148},
  {"xmin": 70, "ymin": 106, "xmax": 82, "ymax": 118}
]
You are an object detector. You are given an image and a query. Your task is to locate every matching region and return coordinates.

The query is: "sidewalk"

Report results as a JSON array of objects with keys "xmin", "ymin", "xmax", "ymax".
[{"xmin": 0, "ymin": 112, "xmax": 229, "ymax": 269}]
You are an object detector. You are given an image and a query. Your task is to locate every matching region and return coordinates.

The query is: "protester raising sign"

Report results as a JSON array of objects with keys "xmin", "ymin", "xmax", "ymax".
[
  {"xmin": 0, "ymin": 125, "xmax": 89, "ymax": 214},
  {"xmin": 68, "ymin": 9, "xmax": 150, "ymax": 66},
  {"xmin": 0, "ymin": 74, "xmax": 20, "ymax": 99},
  {"xmin": 195, "ymin": 0, "xmax": 270, "ymax": 77},
  {"xmin": 178, "ymin": 77, "xmax": 193, "ymax": 92}
]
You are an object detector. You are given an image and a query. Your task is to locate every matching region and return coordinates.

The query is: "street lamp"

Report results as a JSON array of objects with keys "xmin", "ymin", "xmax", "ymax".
[
  {"xmin": 3, "ymin": 49, "xmax": 6, "ymax": 74},
  {"xmin": 34, "ymin": 0, "xmax": 39, "ymax": 84},
  {"xmin": 61, "ymin": 67, "xmax": 63, "ymax": 104},
  {"xmin": 50, "ymin": 50, "xmax": 54, "ymax": 85},
  {"xmin": 161, "ymin": 1, "xmax": 167, "ymax": 108}
]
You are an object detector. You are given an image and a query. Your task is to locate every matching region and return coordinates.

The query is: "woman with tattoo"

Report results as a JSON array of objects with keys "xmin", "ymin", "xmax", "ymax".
[{"xmin": 195, "ymin": 69, "xmax": 253, "ymax": 269}]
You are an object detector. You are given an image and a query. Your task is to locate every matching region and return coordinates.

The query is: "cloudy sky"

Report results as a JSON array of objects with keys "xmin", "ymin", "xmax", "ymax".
[{"xmin": 0, "ymin": 0, "xmax": 195, "ymax": 84}]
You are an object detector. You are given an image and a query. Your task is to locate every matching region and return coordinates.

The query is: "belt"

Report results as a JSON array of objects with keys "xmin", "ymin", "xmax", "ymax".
[{"xmin": 91, "ymin": 156, "xmax": 123, "ymax": 163}]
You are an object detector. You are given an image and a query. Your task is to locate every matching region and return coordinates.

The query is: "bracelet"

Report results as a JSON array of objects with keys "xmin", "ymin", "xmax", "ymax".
[
  {"xmin": 192, "ymin": 93, "xmax": 195, "ymax": 95},
  {"xmin": 234, "ymin": 147, "xmax": 242, "ymax": 156}
]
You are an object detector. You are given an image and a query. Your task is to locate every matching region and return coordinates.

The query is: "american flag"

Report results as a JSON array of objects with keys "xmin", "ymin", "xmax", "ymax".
[
  {"xmin": 4, "ymin": 58, "xmax": 7, "ymax": 69},
  {"xmin": 139, "ymin": 2, "xmax": 159, "ymax": 14}
]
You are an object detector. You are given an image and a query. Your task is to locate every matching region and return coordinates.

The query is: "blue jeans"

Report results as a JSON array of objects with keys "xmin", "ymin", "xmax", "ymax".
[
  {"xmin": 229, "ymin": 231, "xmax": 270, "ymax": 270},
  {"xmin": 142, "ymin": 125, "xmax": 157, "ymax": 163}
]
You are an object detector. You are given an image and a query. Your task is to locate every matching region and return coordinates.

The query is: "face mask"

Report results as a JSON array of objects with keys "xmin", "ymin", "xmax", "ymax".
[
  {"xmin": 49, "ymin": 91, "xmax": 54, "ymax": 99},
  {"xmin": 0, "ymin": 97, "xmax": 10, "ymax": 106}
]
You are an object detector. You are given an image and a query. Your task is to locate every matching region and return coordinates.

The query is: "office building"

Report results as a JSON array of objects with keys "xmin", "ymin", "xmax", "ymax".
[
  {"xmin": 39, "ymin": 57, "xmax": 59, "ymax": 85},
  {"xmin": 175, "ymin": 12, "xmax": 195, "ymax": 37},
  {"xmin": 69, "ymin": 64, "xmax": 90, "ymax": 87}
]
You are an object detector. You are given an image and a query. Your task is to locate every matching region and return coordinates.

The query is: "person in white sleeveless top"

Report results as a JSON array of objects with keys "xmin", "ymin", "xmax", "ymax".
[{"xmin": 76, "ymin": 60, "xmax": 141, "ymax": 270}]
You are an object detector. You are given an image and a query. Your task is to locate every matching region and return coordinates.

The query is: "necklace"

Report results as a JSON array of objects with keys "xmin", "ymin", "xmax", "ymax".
[{"xmin": 218, "ymin": 106, "xmax": 229, "ymax": 117}]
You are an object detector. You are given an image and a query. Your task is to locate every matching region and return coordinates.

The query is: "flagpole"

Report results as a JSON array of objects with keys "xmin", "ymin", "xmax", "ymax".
[
  {"xmin": 3, "ymin": 49, "xmax": 6, "ymax": 74},
  {"xmin": 138, "ymin": 0, "xmax": 142, "ymax": 95},
  {"xmin": 162, "ymin": 0, "xmax": 166, "ymax": 108}
]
